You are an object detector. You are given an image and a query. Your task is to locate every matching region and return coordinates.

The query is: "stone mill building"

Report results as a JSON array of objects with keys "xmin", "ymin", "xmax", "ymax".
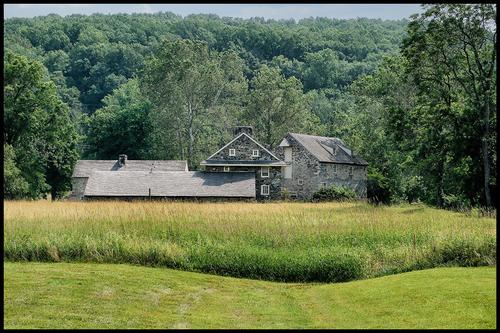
[{"xmin": 70, "ymin": 126, "xmax": 367, "ymax": 201}]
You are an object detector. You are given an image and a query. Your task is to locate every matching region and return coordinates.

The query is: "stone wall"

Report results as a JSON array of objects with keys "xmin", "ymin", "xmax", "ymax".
[
  {"xmin": 210, "ymin": 134, "xmax": 276, "ymax": 161},
  {"xmin": 274, "ymin": 135, "xmax": 321, "ymax": 200},
  {"xmin": 319, "ymin": 163, "xmax": 367, "ymax": 198},
  {"xmin": 206, "ymin": 166, "xmax": 282, "ymax": 200},
  {"xmin": 70, "ymin": 177, "xmax": 88, "ymax": 200},
  {"xmin": 274, "ymin": 134, "xmax": 367, "ymax": 200}
]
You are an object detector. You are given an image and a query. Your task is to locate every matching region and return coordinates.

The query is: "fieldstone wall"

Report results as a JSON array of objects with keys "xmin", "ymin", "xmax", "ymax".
[
  {"xmin": 274, "ymin": 134, "xmax": 367, "ymax": 200},
  {"xmin": 319, "ymin": 163, "xmax": 367, "ymax": 198},
  {"xmin": 206, "ymin": 166, "xmax": 282, "ymax": 201},
  {"xmin": 210, "ymin": 134, "xmax": 276, "ymax": 161},
  {"xmin": 70, "ymin": 177, "xmax": 88, "ymax": 200}
]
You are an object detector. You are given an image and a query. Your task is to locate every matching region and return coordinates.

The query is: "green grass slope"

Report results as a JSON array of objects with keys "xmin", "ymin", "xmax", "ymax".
[{"xmin": 4, "ymin": 262, "xmax": 496, "ymax": 329}]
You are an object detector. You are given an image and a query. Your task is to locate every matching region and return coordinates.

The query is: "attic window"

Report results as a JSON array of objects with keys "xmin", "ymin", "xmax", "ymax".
[
  {"xmin": 252, "ymin": 149, "xmax": 260, "ymax": 157},
  {"xmin": 229, "ymin": 149, "xmax": 236, "ymax": 156},
  {"xmin": 224, "ymin": 166, "xmax": 230, "ymax": 172}
]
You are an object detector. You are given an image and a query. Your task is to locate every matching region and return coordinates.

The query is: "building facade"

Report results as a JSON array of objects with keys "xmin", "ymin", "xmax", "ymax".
[
  {"xmin": 70, "ymin": 127, "xmax": 367, "ymax": 201},
  {"xmin": 200, "ymin": 126, "xmax": 286, "ymax": 200},
  {"xmin": 274, "ymin": 133, "xmax": 368, "ymax": 200}
]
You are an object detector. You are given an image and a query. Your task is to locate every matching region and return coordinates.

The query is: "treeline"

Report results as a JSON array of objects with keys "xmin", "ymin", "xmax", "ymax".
[{"xmin": 3, "ymin": 5, "xmax": 496, "ymax": 208}]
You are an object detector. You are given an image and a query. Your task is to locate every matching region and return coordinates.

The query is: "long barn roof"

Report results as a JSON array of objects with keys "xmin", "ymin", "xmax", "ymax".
[
  {"xmin": 73, "ymin": 160, "xmax": 188, "ymax": 178},
  {"xmin": 83, "ymin": 171, "xmax": 256, "ymax": 198}
]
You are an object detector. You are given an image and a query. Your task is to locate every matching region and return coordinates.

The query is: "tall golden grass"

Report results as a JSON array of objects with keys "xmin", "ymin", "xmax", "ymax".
[{"xmin": 4, "ymin": 200, "xmax": 496, "ymax": 282}]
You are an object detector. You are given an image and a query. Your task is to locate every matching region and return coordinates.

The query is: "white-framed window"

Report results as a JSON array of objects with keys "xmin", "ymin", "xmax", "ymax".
[
  {"xmin": 261, "ymin": 185, "xmax": 270, "ymax": 196},
  {"xmin": 297, "ymin": 179, "xmax": 304, "ymax": 185},
  {"xmin": 349, "ymin": 166, "xmax": 354, "ymax": 176},
  {"xmin": 252, "ymin": 149, "xmax": 260, "ymax": 157},
  {"xmin": 229, "ymin": 148, "xmax": 236, "ymax": 156},
  {"xmin": 223, "ymin": 166, "xmax": 230, "ymax": 172},
  {"xmin": 261, "ymin": 167, "xmax": 270, "ymax": 178},
  {"xmin": 333, "ymin": 164, "xmax": 337, "ymax": 173}
]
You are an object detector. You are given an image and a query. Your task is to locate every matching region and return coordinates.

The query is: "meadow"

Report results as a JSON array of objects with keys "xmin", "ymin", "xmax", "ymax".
[
  {"xmin": 4, "ymin": 201, "xmax": 496, "ymax": 282},
  {"xmin": 3, "ymin": 263, "xmax": 496, "ymax": 329}
]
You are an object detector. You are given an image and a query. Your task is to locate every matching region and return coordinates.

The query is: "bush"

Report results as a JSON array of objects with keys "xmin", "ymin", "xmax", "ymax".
[
  {"xmin": 312, "ymin": 185, "xmax": 356, "ymax": 202},
  {"xmin": 367, "ymin": 169, "xmax": 391, "ymax": 204}
]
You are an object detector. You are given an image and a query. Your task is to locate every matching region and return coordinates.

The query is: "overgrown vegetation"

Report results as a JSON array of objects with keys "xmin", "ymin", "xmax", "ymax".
[
  {"xmin": 3, "ymin": 4, "xmax": 497, "ymax": 208},
  {"xmin": 312, "ymin": 185, "xmax": 356, "ymax": 202},
  {"xmin": 4, "ymin": 201, "xmax": 495, "ymax": 283}
]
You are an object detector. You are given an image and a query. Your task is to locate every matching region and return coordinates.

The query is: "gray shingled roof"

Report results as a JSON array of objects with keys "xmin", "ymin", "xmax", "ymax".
[
  {"xmin": 73, "ymin": 160, "xmax": 188, "ymax": 178},
  {"xmin": 288, "ymin": 133, "xmax": 368, "ymax": 165},
  {"xmin": 83, "ymin": 171, "xmax": 256, "ymax": 198}
]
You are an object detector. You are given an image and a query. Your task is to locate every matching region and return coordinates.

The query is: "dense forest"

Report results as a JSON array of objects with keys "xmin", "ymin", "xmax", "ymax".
[{"xmin": 3, "ymin": 4, "xmax": 497, "ymax": 208}]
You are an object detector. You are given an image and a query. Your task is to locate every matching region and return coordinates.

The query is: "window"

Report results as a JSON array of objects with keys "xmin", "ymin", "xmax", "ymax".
[
  {"xmin": 349, "ymin": 166, "xmax": 353, "ymax": 176},
  {"xmin": 333, "ymin": 164, "xmax": 337, "ymax": 173},
  {"xmin": 261, "ymin": 185, "xmax": 270, "ymax": 196},
  {"xmin": 297, "ymin": 179, "xmax": 304, "ymax": 185},
  {"xmin": 223, "ymin": 166, "xmax": 230, "ymax": 172},
  {"xmin": 252, "ymin": 149, "xmax": 260, "ymax": 157},
  {"xmin": 229, "ymin": 149, "xmax": 236, "ymax": 156},
  {"xmin": 261, "ymin": 167, "xmax": 270, "ymax": 178}
]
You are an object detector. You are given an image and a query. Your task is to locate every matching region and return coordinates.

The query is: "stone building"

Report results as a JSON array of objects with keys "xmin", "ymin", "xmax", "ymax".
[
  {"xmin": 274, "ymin": 133, "xmax": 368, "ymax": 200},
  {"xmin": 200, "ymin": 126, "xmax": 286, "ymax": 200},
  {"xmin": 70, "ymin": 127, "xmax": 367, "ymax": 201}
]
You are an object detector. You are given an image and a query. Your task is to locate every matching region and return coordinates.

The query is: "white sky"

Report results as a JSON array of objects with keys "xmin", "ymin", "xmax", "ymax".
[{"xmin": 4, "ymin": 4, "xmax": 424, "ymax": 20}]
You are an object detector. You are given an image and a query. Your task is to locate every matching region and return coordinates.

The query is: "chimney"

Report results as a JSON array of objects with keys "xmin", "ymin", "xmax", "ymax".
[
  {"xmin": 234, "ymin": 126, "xmax": 253, "ymax": 137},
  {"xmin": 118, "ymin": 154, "xmax": 127, "ymax": 166}
]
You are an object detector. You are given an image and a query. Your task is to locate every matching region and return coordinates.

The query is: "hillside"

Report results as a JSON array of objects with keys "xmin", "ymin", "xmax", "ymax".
[{"xmin": 4, "ymin": 263, "xmax": 496, "ymax": 329}]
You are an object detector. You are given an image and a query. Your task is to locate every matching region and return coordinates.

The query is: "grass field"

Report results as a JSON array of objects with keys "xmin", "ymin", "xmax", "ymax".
[
  {"xmin": 3, "ymin": 262, "xmax": 496, "ymax": 329},
  {"xmin": 4, "ymin": 201, "xmax": 496, "ymax": 282}
]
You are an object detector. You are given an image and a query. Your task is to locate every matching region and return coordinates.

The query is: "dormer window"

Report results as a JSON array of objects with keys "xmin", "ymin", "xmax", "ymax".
[
  {"xmin": 229, "ymin": 149, "xmax": 236, "ymax": 156},
  {"xmin": 252, "ymin": 149, "xmax": 260, "ymax": 157}
]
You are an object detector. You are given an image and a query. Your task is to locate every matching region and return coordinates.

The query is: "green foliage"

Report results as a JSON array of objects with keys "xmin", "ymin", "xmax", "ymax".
[
  {"xmin": 367, "ymin": 169, "xmax": 392, "ymax": 205},
  {"xmin": 3, "ymin": 51, "xmax": 79, "ymax": 199},
  {"xmin": 243, "ymin": 64, "xmax": 320, "ymax": 148},
  {"xmin": 83, "ymin": 79, "xmax": 153, "ymax": 159},
  {"xmin": 312, "ymin": 185, "xmax": 356, "ymax": 202},
  {"xmin": 3, "ymin": 144, "xmax": 30, "ymax": 198}
]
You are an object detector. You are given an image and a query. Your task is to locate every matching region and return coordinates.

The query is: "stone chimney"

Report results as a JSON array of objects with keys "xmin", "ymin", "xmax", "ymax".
[
  {"xmin": 118, "ymin": 154, "xmax": 127, "ymax": 166},
  {"xmin": 234, "ymin": 126, "xmax": 253, "ymax": 137}
]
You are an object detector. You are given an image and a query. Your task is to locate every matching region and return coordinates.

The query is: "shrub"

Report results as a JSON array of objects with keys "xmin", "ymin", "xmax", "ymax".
[
  {"xmin": 367, "ymin": 169, "xmax": 391, "ymax": 204},
  {"xmin": 312, "ymin": 185, "xmax": 356, "ymax": 202}
]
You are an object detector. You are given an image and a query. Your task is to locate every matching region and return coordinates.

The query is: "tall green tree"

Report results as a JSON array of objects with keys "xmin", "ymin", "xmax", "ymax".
[
  {"xmin": 83, "ymin": 78, "xmax": 153, "ymax": 159},
  {"xmin": 4, "ymin": 51, "xmax": 79, "ymax": 199},
  {"xmin": 141, "ymin": 39, "xmax": 248, "ymax": 168},
  {"xmin": 403, "ymin": 4, "xmax": 496, "ymax": 206},
  {"xmin": 243, "ymin": 65, "xmax": 321, "ymax": 148}
]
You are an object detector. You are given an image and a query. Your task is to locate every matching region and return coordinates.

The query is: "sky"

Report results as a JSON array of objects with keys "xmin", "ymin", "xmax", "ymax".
[{"xmin": 4, "ymin": 4, "xmax": 424, "ymax": 20}]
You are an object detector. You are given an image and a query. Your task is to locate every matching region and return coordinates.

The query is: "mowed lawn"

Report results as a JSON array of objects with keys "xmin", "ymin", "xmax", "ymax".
[{"xmin": 3, "ymin": 262, "xmax": 496, "ymax": 329}]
